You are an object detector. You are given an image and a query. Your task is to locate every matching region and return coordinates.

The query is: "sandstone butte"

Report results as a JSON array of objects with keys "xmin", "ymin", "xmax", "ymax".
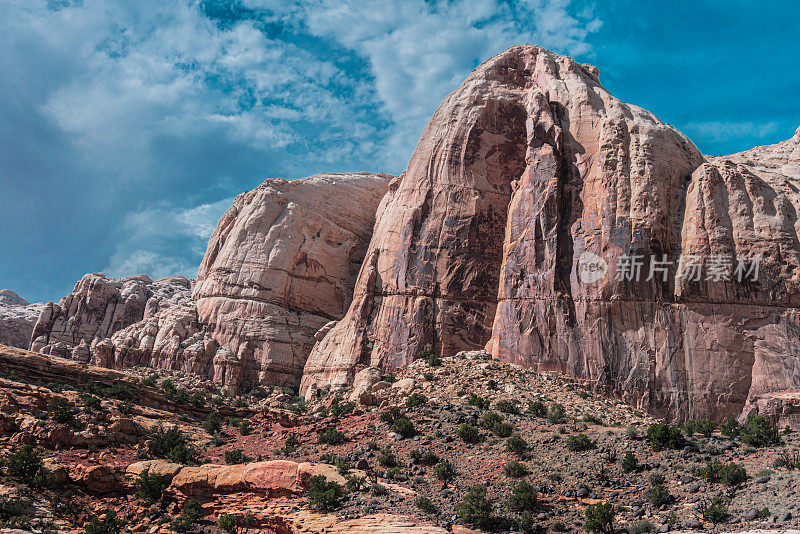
[{"xmin": 18, "ymin": 45, "xmax": 800, "ymax": 427}]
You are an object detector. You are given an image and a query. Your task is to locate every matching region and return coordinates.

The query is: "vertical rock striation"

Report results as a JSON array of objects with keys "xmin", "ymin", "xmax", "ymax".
[
  {"xmin": 0, "ymin": 290, "xmax": 44, "ymax": 350},
  {"xmin": 301, "ymin": 45, "xmax": 800, "ymax": 426}
]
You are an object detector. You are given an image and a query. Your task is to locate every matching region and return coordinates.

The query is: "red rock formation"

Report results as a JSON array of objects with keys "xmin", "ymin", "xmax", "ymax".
[
  {"xmin": 301, "ymin": 45, "xmax": 800, "ymax": 424},
  {"xmin": 193, "ymin": 172, "xmax": 391, "ymax": 390},
  {"xmin": 0, "ymin": 289, "xmax": 43, "ymax": 349}
]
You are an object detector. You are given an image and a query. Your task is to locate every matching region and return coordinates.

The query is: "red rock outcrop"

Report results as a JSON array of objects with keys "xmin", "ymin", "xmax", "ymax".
[
  {"xmin": 193, "ymin": 172, "xmax": 391, "ymax": 390},
  {"xmin": 30, "ymin": 273, "xmax": 193, "ymax": 359},
  {"xmin": 301, "ymin": 45, "xmax": 800, "ymax": 424},
  {"xmin": 0, "ymin": 289, "xmax": 44, "ymax": 349}
]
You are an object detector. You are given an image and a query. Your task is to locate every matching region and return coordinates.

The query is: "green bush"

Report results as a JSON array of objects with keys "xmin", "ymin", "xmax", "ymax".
[
  {"xmin": 467, "ymin": 394, "xmax": 490, "ymax": 410},
  {"xmin": 406, "ymin": 393, "xmax": 428, "ymax": 408},
  {"xmin": 548, "ymin": 403, "xmax": 567, "ymax": 423},
  {"xmin": 82, "ymin": 394, "xmax": 102, "ymax": 411},
  {"xmin": 480, "ymin": 411, "xmax": 503, "ymax": 429},
  {"xmin": 0, "ymin": 496, "xmax": 31, "ymax": 529},
  {"xmin": 203, "ymin": 411, "xmax": 223, "ymax": 434},
  {"xmin": 646, "ymin": 423, "xmax": 685, "ymax": 450},
  {"xmin": 134, "ymin": 471, "xmax": 166, "ymax": 502},
  {"xmin": 410, "ymin": 448, "xmax": 439, "ymax": 465},
  {"xmin": 48, "ymin": 396, "xmax": 74, "ymax": 424},
  {"xmin": 171, "ymin": 498, "xmax": 205, "ymax": 532},
  {"xmin": 281, "ymin": 433, "xmax": 299, "ymax": 454},
  {"xmin": 740, "ymin": 415, "xmax": 780, "ymax": 447},
  {"xmin": 621, "ymin": 451, "xmax": 638, "ymax": 472},
  {"xmin": 328, "ymin": 395, "xmax": 356, "ymax": 417},
  {"xmin": 435, "ymin": 460, "xmax": 456, "ymax": 484},
  {"xmin": 307, "ymin": 475, "xmax": 342, "ymax": 511},
  {"xmin": 426, "ymin": 352, "xmax": 442, "ymax": 367},
  {"xmin": 4, "ymin": 445, "xmax": 47, "ymax": 486},
  {"xmin": 456, "ymin": 485, "xmax": 492, "ymax": 529},
  {"xmin": 496, "ymin": 400, "xmax": 520, "ymax": 415},
  {"xmin": 160, "ymin": 379, "xmax": 177, "ymax": 400},
  {"xmin": 648, "ymin": 484, "xmax": 672, "ymax": 507},
  {"xmin": 379, "ymin": 407, "xmax": 402, "ymax": 423},
  {"xmin": 508, "ymin": 479, "xmax": 538, "ymax": 512},
  {"xmin": 85, "ymin": 510, "xmax": 125, "ymax": 534},
  {"xmin": 702, "ymin": 498, "xmax": 729, "ymax": 524},
  {"xmin": 506, "ymin": 434, "xmax": 529, "ymax": 455},
  {"xmin": 504, "ymin": 460, "xmax": 530, "ymax": 478},
  {"xmin": 318, "ymin": 427, "xmax": 347, "ymax": 445},
  {"xmin": 416, "ymin": 496, "xmax": 438, "ymax": 514},
  {"xmin": 147, "ymin": 426, "xmax": 197, "ymax": 464},
  {"xmin": 493, "ymin": 422, "xmax": 515, "ymax": 438},
  {"xmin": 698, "ymin": 461, "xmax": 747, "ymax": 486},
  {"xmin": 528, "ymin": 400, "xmax": 547, "ymax": 417},
  {"xmin": 457, "ymin": 423, "xmax": 481, "ymax": 444},
  {"xmin": 684, "ymin": 419, "xmax": 716, "ymax": 437},
  {"xmin": 565, "ymin": 433, "xmax": 594, "ymax": 452},
  {"xmin": 584, "ymin": 502, "xmax": 616, "ymax": 534},
  {"xmin": 721, "ymin": 417, "xmax": 740, "ymax": 438},
  {"xmin": 391, "ymin": 417, "xmax": 416, "ymax": 439},
  {"xmin": 377, "ymin": 449, "xmax": 398, "ymax": 468},
  {"xmin": 224, "ymin": 449, "xmax": 249, "ymax": 465},
  {"xmin": 582, "ymin": 414, "xmax": 603, "ymax": 425},
  {"xmin": 218, "ymin": 513, "xmax": 255, "ymax": 534},
  {"xmin": 238, "ymin": 419, "xmax": 251, "ymax": 435}
]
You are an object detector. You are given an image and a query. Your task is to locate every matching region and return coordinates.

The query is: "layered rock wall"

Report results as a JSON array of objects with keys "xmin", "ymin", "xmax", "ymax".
[{"xmin": 0, "ymin": 289, "xmax": 44, "ymax": 349}]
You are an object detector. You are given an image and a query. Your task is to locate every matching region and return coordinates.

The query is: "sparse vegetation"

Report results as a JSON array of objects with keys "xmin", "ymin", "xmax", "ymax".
[
  {"xmin": 391, "ymin": 417, "xmax": 417, "ymax": 438},
  {"xmin": 508, "ymin": 479, "xmax": 538, "ymax": 512},
  {"xmin": 171, "ymin": 499, "xmax": 206, "ymax": 532},
  {"xmin": 528, "ymin": 400, "xmax": 547, "ymax": 417},
  {"xmin": 307, "ymin": 475, "xmax": 342, "ymax": 511},
  {"xmin": 225, "ymin": 448, "xmax": 249, "ymax": 465},
  {"xmin": 504, "ymin": 460, "xmax": 530, "ymax": 478},
  {"xmin": 506, "ymin": 434, "xmax": 529, "ymax": 455},
  {"xmin": 435, "ymin": 460, "xmax": 456, "ymax": 485},
  {"xmin": 134, "ymin": 471, "xmax": 167, "ymax": 502},
  {"xmin": 4, "ymin": 445, "xmax": 48, "ymax": 487},
  {"xmin": 456, "ymin": 484, "xmax": 492, "ymax": 529},
  {"xmin": 406, "ymin": 392, "xmax": 428, "ymax": 408},
  {"xmin": 548, "ymin": 403, "xmax": 567, "ymax": 423},
  {"xmin": 646, "ymin": 423, "xmax": 685, "ymax": 450},
  {"xmin": 495, "ymin": 399, "xmax": 520, "ymax": 414},
  {"xmin": 565, "ymin": 433, "xmax": 593, "ymax": 451},
  {"xmin": 416, "ymin": 496, "xmax": 438, "ymax": 514},
  {"xmin": 739, "ymin": 415, "xmax": 780, "ymax": 447},
  {"xmin": 584, "ymin": 502, "xmax": 615, "ymax": 534},
  {"xmin": 457, "ymin": 423, "xmax": 481, "ymax": 444},
  {"xmin": 147, "ymin": 426, "xmax": 197, "ymax": 464},
  {"xmin": 683, "ymin": 418, "xmax": 716, "ymax": 437},
  {"xmin": 85, "ymin": 511, "xmax": 125, "ymax": 534},
  {"xmin": 621, "ymin": 451, "xmax": 638, "ymax": 472}
]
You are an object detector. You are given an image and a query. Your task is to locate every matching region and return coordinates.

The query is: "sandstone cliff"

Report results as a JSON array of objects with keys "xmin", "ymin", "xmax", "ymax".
[
  {"xmin": 0, "ymin": 289, "xmax": 44, "ymax": 349},
  {"xmin": 193, "ymin": 172, "xmax": 391, "ymax": 389},
  {"xmin": 30, "ymin": 173, "xmax": 391, "ymax": 394},
  {"xmin": 301, "ymin": 45, "xmax": 800, "ymax": 425}
]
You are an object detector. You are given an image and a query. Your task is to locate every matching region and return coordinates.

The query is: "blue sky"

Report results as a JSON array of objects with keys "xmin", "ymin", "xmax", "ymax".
[{"xmin": 1, "ymin": 0, "xmax": 798, "ymax": 303}]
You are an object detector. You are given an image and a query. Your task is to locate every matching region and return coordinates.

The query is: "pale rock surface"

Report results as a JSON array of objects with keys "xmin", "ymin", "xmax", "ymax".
[
  {"xmin": 194, "ymin": 172, "xmax": 391, "ymax": 390},
  {"xmin": 0, "ymin": 289, "xmax": 44, "ymax": 349},
  {"xmin": 301, "ymin": 45, "xmax": 800, "ymax": 425}
]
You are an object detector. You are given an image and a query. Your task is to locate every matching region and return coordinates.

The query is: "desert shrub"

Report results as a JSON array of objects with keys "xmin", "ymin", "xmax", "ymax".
[
  {"xmin": 160, "ymin": 379, "xmax": 177, "ymax": 400},
  {"xmin": 345, "ymin": 474, "xmax": 365, "ymax": 493},
  {"xmin": 391, "ymin": 417, "xmax": 416, "ymax": 439},
  {"xmin": 740, "ymin": 415, "xmax": 780, "ymax": 447},
  {"xmin": 307, "ymin": 475, "xmax": 342, "ymax": 511},
  {"xmin": 435, "ymin": 460, "xmax": 456, "ymax": 484},
  {"xmin": 621, "ymin": 451, "xmax": 638, "ymax": 472},
  {"xmin": 281, "ymin": 433, "xmax": 299, "ymax": 454},
  {"xmin": 218, "ymin": 513, "xmax": 255, "ymax": 534},
  {"xmin": 416, "ymin": 496, "xmax": 438, "ymax": 514},
  {"xmin": 328, "ymin": 395, "xmax": 355, "ymax": 417},
  {"xmin": 647, "ymin": 484, "xmax": 672, "ymax": 507},
  {"xmin": 82, "ymin": 394, "xmax": 102, "ymax": 411},
  {"xmin": 582, "ymin": 413, "xmax": 603, "ymax": 425},
  {"xmin": 85, "ymin": 510, "xmax": 125, "ymax": 534},
  {"xmin": 457, "ymin": 423, "xmax": 481, "ymax": 444},
  {"xmin": 48, "ymin": 396, "xmax": 74, "ymax": 424},
  {"xmin": 480, "ymin": 411, "xmax": 503, "ymax": 429},
  {"xmin": 701, "ymin": 498, "xmax": 729, "ymax": 524},
  {"xmin": 456, "ymin": 485, "xmax": 492, "ymax": 529},
  {"xmin": 698, "ymin": 461, "xmax": 747, "ymax": 486},
  {"xmin": 188, "ymin": 390, "xmax": 206, "ymax": 408},
  {"xmin": 548, "ymin": 403, "xmax": 567, "ymax": 423},
  {"xmin": 0, "ymin": 496, "xmax": 31, "ymax": 529},
  {"xmin": 4, "ymin": 445, "xmax": 43, "ymax": 484},
  {"xmin": 147, "ymin": 426, "xmax": 197, "ymax": 465},
  {"xmin": 496, "ymin": 400, "xmax": 520, "ymax": 415},
  {"xmin": 318, "ymin": 427, "xmax": 347, "ymax": 445},
  {"xmin": 487, "ymin": 379, "xmax": 498, "ymax": 390},
  {"xmin": 379, "ymin": 406, "xmax": 403, "ymax": 423},
  {"xmin": 584, "ymin": 502, "xmax": 616, "ymax": 534},
  {"xmin": 627, "ymin": 520, "xmax": 655, "ymax": 534},
  {"xmin": 225, "ymin": 449, "xmax": 249, "ymax": 465},
  {"xmin": 203, "ymin": 411, "xmax": 223, "ymax": 434},
  {"xmin": 493, "ymin": 422, "xmax": 515, "ymax": 438},
  {"xmin": 406, "ymin": 393, "xmax": 428, "ymax": 408},
  {"xmin": 721, "ymin": 417, "xmax": 740, "ymax": 438},
  {"xmin": 377, "ymin": 449, "xmax": 398, "ymax": 468},
  {"xmin": 646, "ymin": 423, "xmax": 685, "ymax": 450},
  {"xmin": 504, "ymin": 460, "xmax": 530, "ymax": 478},
  {"xmin": 506, "ymin": 434, "xmax": 529, "ymax": 456},
  {"xmin": 516, "ymin": 511, "xmax": 537, "ymax": 534},
  {"xmin": 565, "ymin": 433, "xmax": 594, "ymax": 452},
  {"xmin": 170, "ymin": 498, "xmax": 205, "ymax": 532},
  {"xmin": 424, "ymin": 349, "xmax": 442, "ymax": 367},
  {"xmin": 467, "ymin": 393, "xmax": 490, "ymax": 410},
  {"xmin": 410, "ymin": 448, "xmax": 439, "ymax": 465},
  {"xmin": 684, "ymin": 419, "xmax": 716, "ymax": 438},
  {"xmin": 134, "ymin": 471, "xmax": 167, "ymax": 502},
  {"xmin": 756, "ymin": 507, "xmax": 770, "ymax": 519},
  {"xmin": 528, "ymin": 400, "xmax": 548, "ymax": 417},
  {"xmin": 116, "ymin": 401, "xmax": 133, "ymax": 415},
  {"xmin": 773, "ymin": 449, "xmax": 800, "ymax": 469},
  {"xmin": 423, "ymin": 372, "xmax": 435, "ymax": 381},
  {"xmin": 626, "ymin": 426, "xmax": 641, "ymax": 440},
  {"xmin": 508, "ymin": 480, "xmax": 539, "ymax": 512},
  {"xmin": 649, "ymin": 472, "xmax": 665, "ymax": 486},
  {"xmin": 238, "ymin": 420, "xmax": 251, "ymax": 435}
]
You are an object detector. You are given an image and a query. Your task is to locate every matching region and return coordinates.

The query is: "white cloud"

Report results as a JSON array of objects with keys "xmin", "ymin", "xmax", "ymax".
[
  {"xmin": 683, "ymin": 121, "xmax": 780, "ymax": 145},
  {"xmin": 103, "ymin": 197, "xmax": 234, "ymax": 280}
]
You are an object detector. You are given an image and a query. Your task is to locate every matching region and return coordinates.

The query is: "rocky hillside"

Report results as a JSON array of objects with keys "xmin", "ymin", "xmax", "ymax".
[{"xmin": 1, "ymin": 342, "xmax": 799, "ymax": 533}]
